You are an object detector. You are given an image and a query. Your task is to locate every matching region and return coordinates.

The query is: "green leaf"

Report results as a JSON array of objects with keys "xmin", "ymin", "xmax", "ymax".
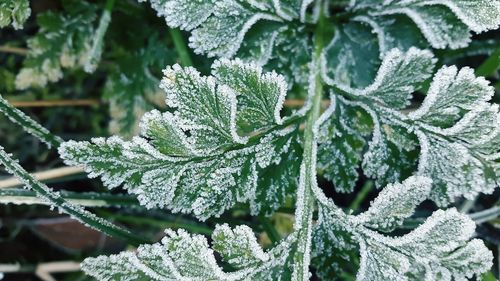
[
  {"xmin": 317, "ymin": 97, "xmax": 372, "ymax": 193},
  {"xmin": 350, "ymin": 0, "xmax": 500, "ymax": 49},
  {"xmin": 59, "ymin": 59, "xmax": 302, "ymax": 220},
  {"xmin": 0, "ymin": 95, "xmax": 63, "ymax": 148},
  {"xmin": 356, "ymin": 209, "xmax": 492, "ymax": 281},
  {"xmin": 140, "ymin": 0, "xmax": 314, "ymax": 86},
  {"xmin": 0, "ymin": 0, "xmax": 31, "ymax": 30},
  {"xmin": 324, "ymin": 48, "xmax": 499, "ymax": 205},
  {"xmin": 352, "ymin": 176, "xmax": 431, "ymax": 232},
  {"xmin": 312, "ymin": 204, "xmax": 359, "ymax": 279},
  {"xmin": 82, "ymin": 225, "xmax": 297, "ymax": 280},
  {"xmin": 313, "ymin": 177, "xmax": 493, "ymax": 281},
  {"xmin": 322, "ymin": 20, "xmax": 381, "ymax": 88},
  {"xmin": 15, "ymin": 0, "xmax": 97, "ymax": 90},
  {"xmin": 105, "ymin": 36, "xmax": 175, "ymax": 137}
]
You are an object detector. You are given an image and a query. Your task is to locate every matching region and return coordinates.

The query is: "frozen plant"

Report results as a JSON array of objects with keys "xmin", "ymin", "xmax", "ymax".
[{"xmin": 0, "ymin": 0, "xmax": 499, "ymax": 280}]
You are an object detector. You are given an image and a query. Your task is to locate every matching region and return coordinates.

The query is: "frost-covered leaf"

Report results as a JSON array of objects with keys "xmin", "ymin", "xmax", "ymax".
[
  {"xmin": 15, "ymin": 0, "xmax": 97, "ymax": 90},
  {"xmin": 59, "ymin": 60, "xmax": 301, "ymax": 220},
  {"xmin": 313, "ymin": 178, "xmax": 493, "ymax": 281},
  {"xmin": 350, "ymin": 0, "xmax": 500, "ymax": 50},
  {"xmin": 312, "ymin": 203, "xmax": 359, "ymax": 279},
  {"xmin": 321, "ymin": 20, "xmax": 381, "ymax": 88},
  {"xmin": 356, "ymin": 208, "xmax": 493, "ymax": 281},
  {"xmin": 212, "ymin": 224, "xmax": 269, "ymax": 269},
  {"xmin": 324, "ymin": 48, "xmax": 499, "ymax": 205},
  {"xmin": 323, "ymin": 0, "xmax": 500, "ymax": 86},
  {"xmin": 0, "ymin": 0, "xmax": 30, "ymax": 30},
  {"xmin": 82, "ymin": 225, "xmax": 297, "ymax": 281},
  {"xmin": 353, "ymin": 176, "xmax": 431, "ymax": 232},
  {"xmin": 317, "ymin": 97, "xmax": 372, "ymax": 193},
  {"xmin": 105, "ymin": 37, "xmax": 175, "ymax": 137},
  {"xmin": 140, "ymin": 0, "xmax": 314, "ymax": 86}
]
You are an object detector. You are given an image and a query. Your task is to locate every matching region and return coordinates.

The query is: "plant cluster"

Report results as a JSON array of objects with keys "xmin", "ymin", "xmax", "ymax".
[{"xmin": 0, "ymin": 0, "xmax": 499, "ymax": 280}]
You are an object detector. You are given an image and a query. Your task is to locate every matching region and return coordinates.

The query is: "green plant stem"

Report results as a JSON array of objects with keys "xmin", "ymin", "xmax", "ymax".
[
  {"xmin": 292, "ymin": 7, "xmax": 327, "ymax": 280},
  {"xmin": 169, "ymin": 28, "xmax": 193, "ymax": 66},
  {"xmin": 0, "ymin": 188, "xmax": 139, "ymax": 208},
  {"xmin": 348, "ymin": 180, "xmax": 373, "ymax": 211},
  {"xmin": 476, "ymin": 47, "xmax": 500, "ymax": 77},
  {"xmin": 0, "ymin": 146, "xmax": 150, "ymax": 246},
  {"xmin": 259, "ymin": 215, "xmax": 281, "ymax": 244},
  {"xmin": 470, "ymin": 206, "xmax": 500, "ymax": 224},
  {"xmin": 99, "ymin": 211, "xmax": 213, "ymax": 236}
]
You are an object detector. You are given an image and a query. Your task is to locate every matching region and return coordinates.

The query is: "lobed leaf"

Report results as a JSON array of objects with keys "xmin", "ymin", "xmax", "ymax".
[
  {"xmin": 353, "ymin": 176, "xmax": 431, "ymax": 232},
  {"xmin": 324, "ymin": 0, "xmax": 500, "ymax": 86},
  {"xmin": 322, "ymin": 48, "xmax": 499, "ymax": 205},
  {"xmin": 82, "ymin": 226, "xmax": 297, "ymax": 281},
  {"xmin": 59, "ymin": 59, "xmax": 302, "ymax": 220},
  {"xmin": 15, "ymin": 0, "xmax": 97, "ymax": 90},
  {"xmin": 351, "ymin": 0, "xmax": 500, "ymax": 49},
  {"xmin": 0, "ymin": 0, "xmax": 30, "ymax": 30},
  {"xmin": 140, "ymin": 0, "xmax": 314, "ymax": 86},
  {"xmin": 356, "ymin": 209, "xmax": 493, "ymax": 281},
  {"xmin": 312, "ymin": 177, "xmax": 493, "ymax": 281}
]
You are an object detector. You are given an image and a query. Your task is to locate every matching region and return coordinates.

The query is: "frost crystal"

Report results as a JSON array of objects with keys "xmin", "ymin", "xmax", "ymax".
[
  {"xmin": 15, "ymin": 0, "xmax": 97, "ymax": 90},
  {"xmin": 322, "ymin": 48, "xmax": 499, "ymax": 205},
  {"xmin": 324, "ymin": 0, "xmax": 500, "ymax": 86},
  {"xmin": 351, "ymin": 0, "xmax": 500, "ymax": 49},
  {"xmin": 312, "ymin": 177, "xmax": 493, "ymax": 281},
  {"xmin": 139, "ymin": 0, "xmax": 314, "ymax": 86},
  {"xmin": 59, "ymin": 59, "xmax": 301, "ymax": 220},
  {"xmin": 82, "ymin": 226, "xmax": 297, "ymax": 281},
  {"xmin": 0, "ymin": 0, "xmax": 30, "ymax": 30}
]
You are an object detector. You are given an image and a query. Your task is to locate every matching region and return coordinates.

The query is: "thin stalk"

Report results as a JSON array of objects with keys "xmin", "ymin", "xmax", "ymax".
[
  {"xmin": 470, "ymin": 206, "xmax": 500, "ymax": 224},
  {"xmin": 0, "ymin": 166, "xmax": 84, "ymax": 188},
  {"xmin": 8, "ymin": 99, "xmax": 100, "ymax": 108},
  {"xmin": 292, "ymin": 6, "xmax": 327, "ymax": 280},
  {"xmin": 348, "ymin": 180, "xmax": 373, "ymax": 211},
  {"xmin": 169, "ymin": 28, "xmax": 193, "ymax": 66},
  {"xmin": 84, "ymin": 0, "xmax": 116, "ymax": 73},
  {"xmin": 0, "ymin": 146, "xmax": 150, "ymax": 246},
  {"xmin": 0, "ymin": 188, "xmax": 139, "ymax": 208},
  {"xmin": 0, "ymin": 46, "xmax": 28, "ymax": 55},
  {"xmin": 101, "ymin": 212, "xmax": 213, "ymax": 236},
  {"xmin": 0, "ymin": 95, "xmax": 63, "ymax": 148},
  {"xmin": 475, "ymin": 47, "xmax": 500, "ymax": 77},
  {"xmin": 259, "ymin": 215, "xmax": 281, "ymax": 244}
]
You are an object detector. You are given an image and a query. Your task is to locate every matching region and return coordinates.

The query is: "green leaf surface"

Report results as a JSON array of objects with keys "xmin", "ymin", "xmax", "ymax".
[{"xmin": 59, "ymin": 59, "xmax": 302, "ymax": 220}]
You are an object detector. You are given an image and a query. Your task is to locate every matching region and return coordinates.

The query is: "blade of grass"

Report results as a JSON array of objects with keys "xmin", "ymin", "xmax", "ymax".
[
  {"xmin": 0, "ymin": 145, "xmax": 150, "ymax": 246},
  {"xmin": 476, "ymin": 47, "xmax": 500, "ymax": 77},
  {"xmin": 0, "ymin": 188, "xmax": 139, "ymax": 208},
  {"xmin": 0, "ymin": 95, "xmax": 63, "ymax": 148},
  {"xmin": 169, "ymin": 28, "xmax": 193, "ymax": 66}
]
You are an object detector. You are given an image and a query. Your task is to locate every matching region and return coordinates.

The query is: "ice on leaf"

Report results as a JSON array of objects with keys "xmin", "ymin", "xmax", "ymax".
[
  {"xmin": 312, "ymin": 202, "xmax": 359, "ymax": 279},
  {"xmin": 322, "ymin": 48, "xmax": 499, "ymax": 205},
  {"xmin": 324, "ymin": 0, "xmax": 500, "ymax": 86},
  {"xmin": 350, "ymin": 0, "xmax": 500, "ymax": 49},
  {"xmin": 332, "ymin": 47, "xmax": 435, "ymax": 108},
  {"xmin": 356, "ymin": 209, "xmax": 492, "ymax": 281},
  {"xmin": 0, "ymin": 0, "xmax": 31, "ymax": 30},
  {"xmin": 139, "ymin": 0, "xmax": 314, "ymax": 86},
  {"xmin": 105, "ymin": 37, "xmax": 175, "ymax": 137},
  {"xmin": 353, "ymin": 176, "xmax": 431, "ymax": 232},
  {"xmin": 312, "ymin": 177, "xmax": 493, "ymax": 281},
  {"xmin": 82, "ymin": 225, "xmax": 297, "ymax": 281},
  {"xmin": 59, "ymin": 59, "xmax": 302, "ymax": 220},
  {"xmin": 317, "ymin": 97, "xmax": 372, "ymax": 193},
  {"xmin": 15, "ymin": 0, "xmax": 97, "ymax": 90}
]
